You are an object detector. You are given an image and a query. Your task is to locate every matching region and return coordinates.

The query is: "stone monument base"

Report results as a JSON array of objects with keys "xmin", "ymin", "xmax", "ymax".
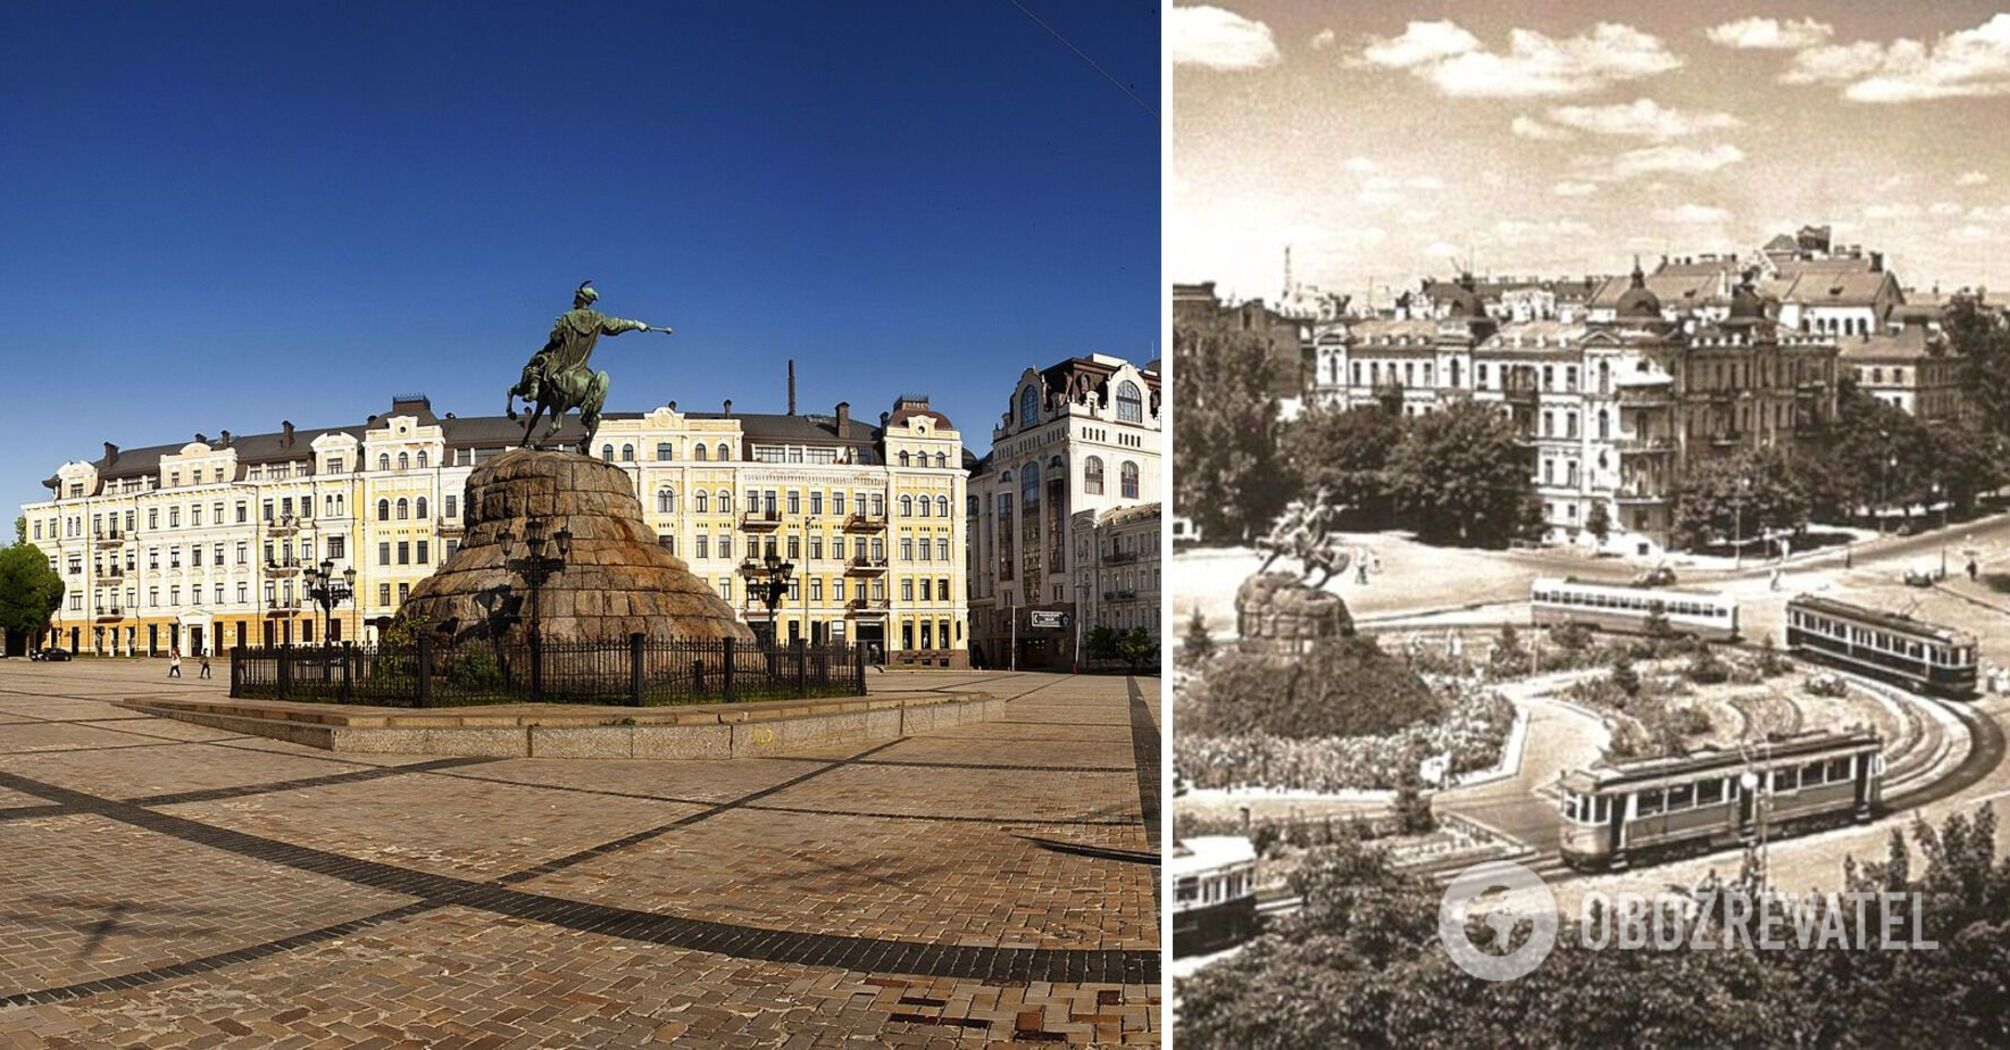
[
  {"xmin": 1235, "ymin": 573, "xmax": 1353, "ymax": 655},
  {"xmin": 397, "ymin": 449, "xmax": 754, "ymax": 645}
]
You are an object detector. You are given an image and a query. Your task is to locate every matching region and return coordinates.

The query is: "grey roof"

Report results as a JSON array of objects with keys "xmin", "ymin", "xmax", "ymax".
[{"xmin": 56, "ymin": 403, "xmax": 898, "ymax": 491}]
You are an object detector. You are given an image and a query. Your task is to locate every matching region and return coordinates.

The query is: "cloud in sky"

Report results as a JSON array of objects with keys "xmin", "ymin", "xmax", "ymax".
[
  {"xmin": 1580, "ymin": 142, "xmax": 1747, "ymax": 181},
  {"xmin": 1705, "ymin": 17, "xmax": 1834, "ymax": 50},
  {"xmin": 1551, "ymin": 180, "xmax": 1600, "ymax": 197},
  {"xmin": 1959, "ymin": 170, "xmax": 1991, "ymax": 186},
  {"xmin": 1310, "ymin": 28, "xmax": 1336, "ymax": 51},
  {"xmin": 1172, "ymin": 5, "xmax": 1282, "ymax": 71},
  {"xmin": 1511, "ymin": 115, "xmax": 1573, "ymax": 140},
  {"xmin": 1361, "ymin": 20, "xmax": 1681, "ymax": 97},
  {"xmin": 1783, "ymin": 14, "xmax": 2010, "ymax": 102},
  {"xmin": 1660, "ymin": 203, "xmax": 1732, "ymax": 224},
  {"xmin": 1342, "ymin": 156, "xmax": 1382, "ymax": 174},
  {"xmin": 1540, "ymin": 98, "xmax": 1740, "ymax": 139}
]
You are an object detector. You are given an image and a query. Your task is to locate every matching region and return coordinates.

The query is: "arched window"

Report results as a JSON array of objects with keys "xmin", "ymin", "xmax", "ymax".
[
  {"xmin": 1019, "ymin": 385, "xmax": 1040, "ymax": 427},
  {"xmin": 718, "ymin": 490, "xmax": 733, "ymax": 513},
  {"xmin": 936, "ymin": 495, "xmax": 949, "ymax": 518},
  {"xmin": 899, "ymin": 451, "xmax": 911, "ymax": 467},
  {"xmin": 621, "ymin": 444, "xmax": 634, "ymax": 462},
  {"xmin": 378, "ymin": 454, "xmax": 390, "ymax": 471},
  {"xmin": 601, "ymin": 445, "xmax": 614, "ymax": 462},
  {"xmin": 398, "ymin": 452, "xmax": 409, "ymax": 471},
  {"xmin": 695, "ymin": 444, "xmax": 708, "ymax": 461},
  {"xmin": 900, "ymin": 495, "xmax": 914, "ymax": 516},
  {"xmin": 1022, "ymin": 462, "xmax": 1041, "ymax": 512},
  {"xmin": 919, "ymin": 497, "xmax": 931, "ymax": 517},
  {"xmin": 716, "ymin": 442, "xmax": 729, "ymax": 461},
  {"xmin": 1116, "ymin": 381, "xmax": 1143, "ymax": 422},
  {"xmin": 695, "ymin": 491, "xmax": 709, "ymax": 513},
  {"xmin": 934, "ymin": 452, "xmax": 947, "ymax": 468},
  {"xmin": 395, "ymin": 498, "xmax": 409, "ymax": 520},
  {"xmin": 1596, "ymin": 409, "xmax": 1609, "ymax": 440},
  {"xmin": 377, "ymin": 499, "xmax": 390, "ymax": 522},
  {"xmin": 1120, "ymin": 461, "xmax": 1139, "ymax": 499},
  {"xmin": 1084, "ymin": 456, "xmax": 1105, "ymax": 495},
  {"xmin": 415, "ymin": 497, "xmax": 428, "ymax": 519},
  {"xmin": 658, "ymin": 489, "xmax": 677, "ymax": 514},
  {"xmin": 417, "ymin": 451, "xmax": 428, "ymax": 468}
]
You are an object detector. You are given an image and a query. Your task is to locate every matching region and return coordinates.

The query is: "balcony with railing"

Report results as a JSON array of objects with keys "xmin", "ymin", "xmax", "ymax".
[
  {"xmin": 266, "ymin": 596, "xmax": 300, "ymax": 612},
  {"xmin": 1616, "ymin": 385, "xmax": 1674, "ymax": 408},
  {"xmin": 94, "ymin": 606, "xmax": 124, "ymax": 621},
  {"xmin": 844, "ymin": 556, "xmax": 888, "ymax": 575},
  {"xmin": 741, "ymin": 509, "xmax": 783, "ymax": 531},
  {"xmin": 1104, "ymin": 549, "xmax": 1140, "ymax": 564},
  {"xmin": 1616, "ymin": 434, "xmax": 1677, "ymax": 455},
  {"xmin": 265, "ymin": 515, "xmax": 301, "ymax": 536},
  {"xmin": 98, "ymin": 565, "xmax": 125, "ymax": 581},
  {"xmin": 845, "ymin": 596, "xmax": 889, "ymax": 617},
  {"xmin": 1615, "ymin": 481, "xmax": 1670, "ymax": 504},
  {"xmin": 840, "ymin": 512, "xmax": 887, "ymax": 532},
  {"xmin": 1102, "ymin": 589, "xmax": 1140, "ymax": 602},
  {"xmin": 93, "ymin": 529, "xmax": 126, "ymax": 547},
  {"xmin": 265, "ymin": 558, "xmax": 303, "ymax": 576}
]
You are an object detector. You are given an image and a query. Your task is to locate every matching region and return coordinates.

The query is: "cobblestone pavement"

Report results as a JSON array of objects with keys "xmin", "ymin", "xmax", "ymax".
[{"xmin": 0, "ymin": 661, "xmax": 1160, "ymax": 1046}]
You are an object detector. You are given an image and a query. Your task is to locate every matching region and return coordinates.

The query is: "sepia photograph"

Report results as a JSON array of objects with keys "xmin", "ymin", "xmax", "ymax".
[
  {"xmin": 1171, "ymin": 2, "xmax": 2010, "ymax": 1045},
  {"xmin": 0, "ymin": 3, "xmax": 1162, "ymax": 1045}
]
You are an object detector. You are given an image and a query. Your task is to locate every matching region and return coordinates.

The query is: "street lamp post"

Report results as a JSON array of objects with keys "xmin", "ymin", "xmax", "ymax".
[
  {"xmin": 498, "ymin": 518, "xmax": 572, "ymax": 701},
  {"xmin": 302, "ymin": 559, "xmax": 357, "ymax": 657},
  {"xmin": 738, "ymin": 548, "xmax": 795, "ymax": 648},
  {"xmin": 1732, "ymin": 476, "xmax": 1750, "ymax": 570},
  {"xmin": 1933, "ymin": 482, "xmax": 1949, "ymax": 579}
]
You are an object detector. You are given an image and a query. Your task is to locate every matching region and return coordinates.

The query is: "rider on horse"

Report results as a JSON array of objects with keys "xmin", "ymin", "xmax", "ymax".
[{"xmin": 508, "ymin": 281, "xmax": 671, "ymax": 448}]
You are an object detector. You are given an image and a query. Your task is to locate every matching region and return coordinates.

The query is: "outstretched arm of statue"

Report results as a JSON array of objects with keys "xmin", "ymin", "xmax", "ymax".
[{"xmin": 599, "ymin": 315, "xmax": 673, "ymax": 337}]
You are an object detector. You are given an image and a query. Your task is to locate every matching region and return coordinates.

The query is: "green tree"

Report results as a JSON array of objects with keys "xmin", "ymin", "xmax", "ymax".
[
  {"xmin": 1384, "ymin": 399, "xmax": 1537, "ymax": 546},
  {"xmin": 1083, "ymin": 625, "xmax": 1120, "ymax": 664},
  {"xmin": 1178, "ymin": 609, "xmax": 1214, "ymax": 669},
  {"xmin": 1174, "ymin": 320, "xmax": 1289, "ymax": 542},
  {"xmin": 1950, "ymin": 292, "xmax": 2010, "ymax": 438},
  {"xmin": 1279, "ymin": 401, "xmax": 1403, "ymax": 526},
  {"xmin": 1610, "ymin": 651, "xmax": 1640, "ymax": 697},
  {"xmin": 0, "ymin": 540, "xmax": 64, "ymax": 648},
  {"xmin": 1585, "ymin": 499, "xmax": 1611, "ymax": 545},
  {"xmin": 1671, "ymin": 445, "xmax": 1809, "ymax": 552},
  {"xmin": 1116, "ymin": 627, "xmax": 1158, "ymax": 672}
]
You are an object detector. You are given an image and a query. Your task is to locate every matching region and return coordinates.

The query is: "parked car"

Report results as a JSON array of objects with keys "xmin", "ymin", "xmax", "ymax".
[
  {"xmin": 1632, "ymin": 566, "xmax": 1678, "ymax": 588},
  {"xmin": 31, "ymin": 647, "xmax": 73, "ymax": 662}
]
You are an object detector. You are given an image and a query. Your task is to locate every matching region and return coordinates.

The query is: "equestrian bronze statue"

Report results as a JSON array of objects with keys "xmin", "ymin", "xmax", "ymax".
[
  {"xmin": 507, "ymin": 281, "xmax": 673, "ymax": 449},
  {"xmin": 1257, "ymin": 487, "xmax": 1349, "ymax": 587}
]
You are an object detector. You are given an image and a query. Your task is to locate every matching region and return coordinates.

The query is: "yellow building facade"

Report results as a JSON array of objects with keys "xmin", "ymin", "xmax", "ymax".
[{"xmin": 25, "ymin": 393, "xmax": 967, "ymax": 666}]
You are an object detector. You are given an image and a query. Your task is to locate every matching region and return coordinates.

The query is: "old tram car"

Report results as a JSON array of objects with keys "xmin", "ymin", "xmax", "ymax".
[
  {"xmin": 1171, "ymin": 837, "xmax": 1259, "ymax": 956},
  {"xmin": 1559, "ymin": 729, "xmax": 1882, "ymax": 871},
  {"xmin": 1785, "ymin": 595, "xmax": 1978, "ymax": 698},
  {"xmin": 1531, "ymin": 578, "xmax": 1739, "ymax": 641}
]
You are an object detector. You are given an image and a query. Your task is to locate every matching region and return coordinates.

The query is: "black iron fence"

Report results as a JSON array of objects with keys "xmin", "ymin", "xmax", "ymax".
[{"xmin": 230, "ymin": 634, "xmax": 867, "ymax": 707}]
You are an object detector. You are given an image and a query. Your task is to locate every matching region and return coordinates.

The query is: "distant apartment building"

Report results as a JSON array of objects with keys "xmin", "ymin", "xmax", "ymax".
[
  {"xmin": 966, "ymin": 355, "xmax": 1161, "ymax": 670},
  {"xmin": 1311, "ymin": 267, "xmax": 1841, "ymax": 555}
]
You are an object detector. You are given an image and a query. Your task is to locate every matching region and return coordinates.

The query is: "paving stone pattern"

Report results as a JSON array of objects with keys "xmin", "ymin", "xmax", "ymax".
[{"xmin": 0, "ymin": 663, "xmax": 1159, "ymax": 1046}]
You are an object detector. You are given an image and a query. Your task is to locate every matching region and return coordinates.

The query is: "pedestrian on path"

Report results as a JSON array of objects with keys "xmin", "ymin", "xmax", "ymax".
[
  {"xmin": 1969, "ymin": 557, "xmax": 1980, "ymax": 582},
  {"xmin": 167, "ymin": 648, "xmax": 182, "ymax": 678},
  {"xmin": 199, "ymin": 653, "xmax": 212, "ymax": 679}
]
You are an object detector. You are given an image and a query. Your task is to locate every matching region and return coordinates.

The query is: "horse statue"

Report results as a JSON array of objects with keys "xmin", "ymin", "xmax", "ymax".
[
  {"xmin": 508, "ymin": 281, "xmax": 672, "ymax": 449},
  {"xmin": 1256, "ymin": 489, "xmax": 1349, "ymax": 587}
]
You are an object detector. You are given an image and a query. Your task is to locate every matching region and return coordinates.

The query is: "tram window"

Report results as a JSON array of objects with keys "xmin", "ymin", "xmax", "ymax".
[
  {"xmin": 1666, "ymin": 783, "xmax": 1694, "ymax": 810},
  {"xmin": 1802, "ymin": 761, "xmax": 1827, "ymax": 786},
  {"xmin": 1773, "ymin": 767, "xmax": 1800, "ymax": 792},
  {"xmin": 1827, "ymin": 757, "xmax": 1851, "ymax": 781},
  {"xmin": 1637, "ymin": 789, "xmax": 1664, "ymax": 816},
  {"xmin": 1697, "ymin": 778, "xmax": 1725, "ymax": 806},
  {"xmin": 1176, "ymin": 877, "xmax": 1199, "ymax": 903}
]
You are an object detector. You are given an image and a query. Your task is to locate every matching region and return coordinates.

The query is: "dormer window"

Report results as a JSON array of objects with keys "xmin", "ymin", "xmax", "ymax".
[{"xmin": 1019, "ymin": 385, "xmax": 1039, "ymax": 427}]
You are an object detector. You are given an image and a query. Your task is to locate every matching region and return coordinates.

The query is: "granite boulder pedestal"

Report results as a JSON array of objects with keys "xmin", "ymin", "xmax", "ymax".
[{"xmin": 395, "ymin": 448, "xmax": 754, "ymax": 645}]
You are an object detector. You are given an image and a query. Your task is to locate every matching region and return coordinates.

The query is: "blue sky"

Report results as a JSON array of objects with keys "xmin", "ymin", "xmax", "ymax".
[{"xmin": 0, "ymin": 2, "xmax": 1160, "ymax": 511}]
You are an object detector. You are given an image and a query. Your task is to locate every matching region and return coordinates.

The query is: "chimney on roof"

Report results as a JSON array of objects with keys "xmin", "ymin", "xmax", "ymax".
[
  {"xmin": 194, "ymin": 433, "xmax": 206, "ymax": 445},
  {"xmin": 835, "ymin": 401, "xmax": 851, "ymax": 438},
  {"xmin": 1870, "ymin": 251, "xmax": 1884, "ymax": 273},
  {"xmin": 668, "ymin": 400, "xmax": 677, "ymax": 411},
  {"xmin": 219, "ymin": 430, "xmax": 230, "ymax": 446},
  {"xmin": 787, "ymin": 359, "xmax": 797, "ymax": 415},
  {"xmin": 282, "ymin": 421, "xmax": 295, "ymax": 448},
  {"xmin": 723, "ymin": 399, "xmax": 733, "ymax": 417},
  {"xmin": 103, "ymin": 442, "xmax": 118, "ymax": 466}
]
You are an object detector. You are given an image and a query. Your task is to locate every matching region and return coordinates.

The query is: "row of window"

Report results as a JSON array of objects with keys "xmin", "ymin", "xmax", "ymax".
[
  {"xmin": 1018, "ymin": 380, "xmax": 1146, "ymax": 428},
  {"xmin": 1532, "ymin": 585, "xmax": 1733, "ymax": 620},
  {"xmin": 375, "ymin": 496, "xmax": 456, "ymax": 522}
]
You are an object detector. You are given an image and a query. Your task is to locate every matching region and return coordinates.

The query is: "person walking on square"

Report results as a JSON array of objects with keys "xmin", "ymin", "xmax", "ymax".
[
  {"xmin": 199, "ymin": 652, "xmax": 212, "ymax": 679},
  {"xmin": 168, "ymin": 647, "xmax": 182, "ymax": 678}
]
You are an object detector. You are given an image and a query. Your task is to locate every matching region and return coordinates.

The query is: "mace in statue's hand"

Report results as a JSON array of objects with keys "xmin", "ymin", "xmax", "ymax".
[{"xmin": 643, "ymin": 324, "xmax": 675, "ymax": 336}]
